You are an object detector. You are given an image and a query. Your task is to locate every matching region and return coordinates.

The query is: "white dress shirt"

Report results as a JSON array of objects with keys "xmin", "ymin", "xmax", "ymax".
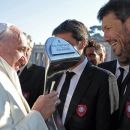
[
  {"xmin": 115, "ymin": 60, "xmax": 129, "ymax": 81},
  {"xmin": 115, "ymin": 60, "xmax": 129, "ymax": 95},
  {"xmin": 57, "ymin": 57, "xmax": 88, "ymax": 124}
]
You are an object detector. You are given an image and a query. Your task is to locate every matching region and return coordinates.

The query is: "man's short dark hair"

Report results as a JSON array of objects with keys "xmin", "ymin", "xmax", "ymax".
[
  {"xmin": 97, "ymin": 0, "xmax": 130, "ymax": 23},
  {"xmin": 83, "ymin": 40, "xmax": 105, "ymax": 55},
  {"xmin": 84, "ymin": 40, "xmax": 96, "ymax": 54},
  {"xmin": 52, "ymin": 19, "xmax": 89, "ymax": 41}
]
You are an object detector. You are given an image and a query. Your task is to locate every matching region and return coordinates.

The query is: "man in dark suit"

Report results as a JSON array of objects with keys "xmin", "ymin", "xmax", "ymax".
[
  {"xmin": 17, "ymin": 33, "xmax": 45, "ymax": 108},
  {"xmin": 83, "ymin": 40, "xmax": 106, "ymax": 65},
  {"xmin": 97, "ymin": 1, "xmax": 130, "ymax": 130},
  {"xmin": 99, "ymin": 60, "xmax": 129, "ymax": 96},
  {"xmin": 19, "ymin": 64, "xmax": 45, "ymax": 107},
  {"xmin": 99, "ymin": 60, "xmax": 129, "ymax": 130},
  {"xmin": 47, "ymin": 19, "xmax": 118, "ymax": 130}
]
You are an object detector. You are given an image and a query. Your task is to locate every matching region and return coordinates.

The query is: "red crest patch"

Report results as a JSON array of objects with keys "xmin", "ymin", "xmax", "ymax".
[
  {"xmin": 76, "ymin": 104, "xmax": 87, "ymax": 117},
  {"xmin": 126, "ymin": 102, "xmax": 130, "ymax": 118}
]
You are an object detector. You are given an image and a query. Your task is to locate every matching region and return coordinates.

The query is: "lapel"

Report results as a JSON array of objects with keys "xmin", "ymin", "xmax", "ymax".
[
  {"xmin": 119, "ymin": 72, "xmax": 130, "ymax": 117},
  {"xmin": 122, "ymin": 67, "xmax": 130, "ymax": 88},
  {"xmin": 109, "ymin": 60, "xmax": 117, "ymax": 74},
  {"xmin": 65, "ymin": 62, "xmax": 94, "ymax": 124},
  {"xmin": 99, "ymin": 60, "xmax": 117, "ymax": 74}
]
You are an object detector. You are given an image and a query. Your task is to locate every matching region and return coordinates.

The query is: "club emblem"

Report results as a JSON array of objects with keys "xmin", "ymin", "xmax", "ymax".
[
  {"xmin": 126, "ymin": 102, "xmax": 130, "ymax": 118},
  {"xmin": 76, "ymin": 104, "xmax": 87, "ymax": 117}
]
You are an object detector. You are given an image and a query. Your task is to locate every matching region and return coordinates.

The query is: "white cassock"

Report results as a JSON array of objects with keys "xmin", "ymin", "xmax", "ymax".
[{"xmin": 0, "ymin": 57, "xmax": 48, "ymax": 130}]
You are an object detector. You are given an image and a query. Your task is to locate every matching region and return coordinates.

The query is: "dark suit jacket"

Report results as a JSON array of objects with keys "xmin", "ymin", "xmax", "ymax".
[
  {"xmin": 119, "ymin": 82, "xmax": 130, "ymax": 130},
  {"xmin": 19, "ymin": 64, "xmax": 45, "ymax": 108},
  {"xmin": 99, "ymin": 60, "xmax": 130, "ymax": 130},
  {"xmin": 47, "ymin": 62, "xmax": 111, "ymax": 130},
  {"xmin": 98, "ymin": 60, "xmax": 117, "ymax": 75}
]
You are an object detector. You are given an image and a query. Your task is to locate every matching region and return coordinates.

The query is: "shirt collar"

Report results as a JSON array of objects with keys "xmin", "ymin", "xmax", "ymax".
[
  {"xmin": 67, "ymin": 57, "xmax": 88, "ymax": 76},
  {"xmin": 116, "ymin": 60, "xmax": 129, "ymax": 73}
]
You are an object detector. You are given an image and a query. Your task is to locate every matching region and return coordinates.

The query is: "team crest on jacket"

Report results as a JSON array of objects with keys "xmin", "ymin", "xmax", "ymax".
[
  {"xmin": 76, "ymin": 104, "xmax": 87, "ymax": 117},
  {"xmin": 126, "ymin": 102, "xmax": 130, "ymax": 118}
]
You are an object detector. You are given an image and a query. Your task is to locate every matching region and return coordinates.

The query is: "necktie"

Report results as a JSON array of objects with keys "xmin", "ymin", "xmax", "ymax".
[
  {"xmin": 58, "ymin": 71, "xmax": 75, "ymax": 117},
  {"xmin": 117, "ymin": 67, "xmax": 125, "ymax": 95}
]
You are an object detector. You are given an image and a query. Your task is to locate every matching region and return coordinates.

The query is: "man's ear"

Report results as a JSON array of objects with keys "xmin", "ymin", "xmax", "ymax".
[
  {"xmin": 125, "ymin": 17, "xmax": 130, "ymax": 32},
  {"xmin": 99, "ymin": 53, "xmax": 103, "ymax": 60},
  {"xmin": 78, "ymin": 39, "xmax": 86, "ymax": 49}
]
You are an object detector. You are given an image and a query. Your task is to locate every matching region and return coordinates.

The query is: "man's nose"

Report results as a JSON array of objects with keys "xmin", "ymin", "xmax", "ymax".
[
  {"xmin": 103, "ymin": 32, "xmax": 111, "ymax": 43},
  {"xmin": 20, "ymin": 56, "xmax": 28, "ymax": 65}
]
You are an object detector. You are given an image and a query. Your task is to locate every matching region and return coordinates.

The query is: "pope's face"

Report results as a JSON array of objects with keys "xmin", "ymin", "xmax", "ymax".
[{"xmin": 1, "ymin": 29, "xmax": 29, "ymax": 70}]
